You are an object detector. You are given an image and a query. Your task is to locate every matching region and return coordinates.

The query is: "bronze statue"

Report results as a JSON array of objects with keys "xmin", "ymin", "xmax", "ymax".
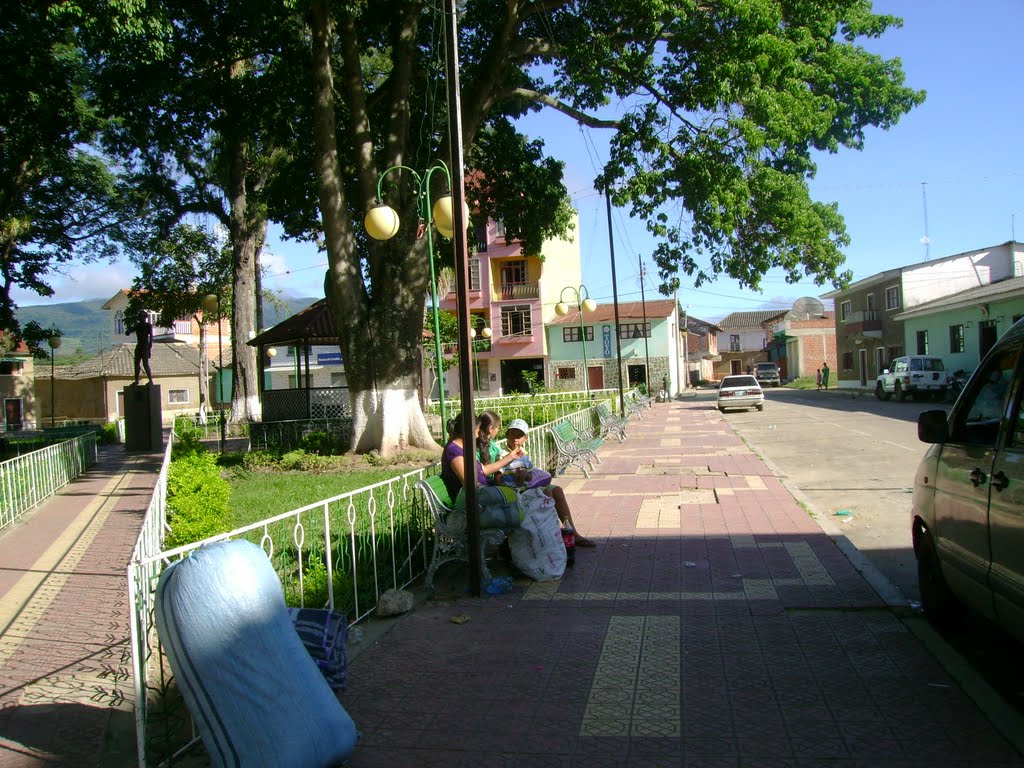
[{"xmin": 134, "ymin": 316, "xmax": 154, "ymax": 385}]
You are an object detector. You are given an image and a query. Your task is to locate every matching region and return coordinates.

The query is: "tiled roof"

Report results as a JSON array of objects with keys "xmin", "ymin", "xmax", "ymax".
[
  {"xmin": 548, "ymin": 299, "xmax": 677, "ymax": 325},
  {"xmin": 716, "ymin": 310, "xmax": 788, "ymax": 330},
  {"xmin": 681, "ymin": 315, "xmax": 721, "ymax": 334},
  {"xmin": 37, "ymin": 342, "xmax": 210, "ymax": 381}
]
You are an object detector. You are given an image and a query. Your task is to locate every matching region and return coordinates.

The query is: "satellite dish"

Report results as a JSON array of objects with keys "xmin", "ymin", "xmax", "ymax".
[{"xmin": 791, "ymin": 296, "xmax": 825, "ymax": 319}]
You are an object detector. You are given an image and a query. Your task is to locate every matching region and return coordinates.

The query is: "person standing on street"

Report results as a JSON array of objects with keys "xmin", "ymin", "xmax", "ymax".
[
  {"xmin": 816, "ymin": 369, "xmax": 822, "ymax": 391},
  {"xmin": 821, "ymin": 362, "xmax": 830, "ymax": 390}
]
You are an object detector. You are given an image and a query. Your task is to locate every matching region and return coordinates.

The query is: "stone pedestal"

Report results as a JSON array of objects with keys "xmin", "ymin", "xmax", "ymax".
[{"xmin": 124, "ymin": 384, "xmax": 163, "ymax": 452}]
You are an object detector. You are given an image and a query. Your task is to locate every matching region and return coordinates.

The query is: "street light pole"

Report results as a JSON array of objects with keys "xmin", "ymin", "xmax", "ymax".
[
  {"xmin": 555, "ymin": 286, "xmax": 597, "ymax": 398},
  {"xmin": 47, "ymin": 335, "xmax": 61, "ymax": 428},
  {"xmin": 364, "ymin": 161, "xmax": 468, "ymax": 438}
]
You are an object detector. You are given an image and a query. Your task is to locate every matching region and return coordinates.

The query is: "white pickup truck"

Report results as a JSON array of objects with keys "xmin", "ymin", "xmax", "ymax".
[{"xmin": 875, "ymin": 355, "xmax": 949, "ymax": 402}]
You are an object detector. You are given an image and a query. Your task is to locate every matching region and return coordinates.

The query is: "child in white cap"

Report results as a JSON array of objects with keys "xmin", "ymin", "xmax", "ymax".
[{"xmin": 502, "ymin": 419, "xmax": 594, "ymax": 547}]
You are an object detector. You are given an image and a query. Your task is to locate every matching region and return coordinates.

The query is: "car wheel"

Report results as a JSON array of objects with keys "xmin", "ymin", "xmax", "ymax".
[
  {"xmin": 895, "ymin": 380, "xmax": 906, "ymax": 402},
  {"xmin": 917, "ymin": 528, "xmax": 964, "ymax": 629},
  {"xmin": 756, "ymin": 404, "xmax": 764, "ymax": 411},
  {"xmin": 875, "ymin": 382, "xmax": 885, "ymax": 401},
  {"xmin": 718, "ymin": 407, "xmax": 726, "ymax": 413}
]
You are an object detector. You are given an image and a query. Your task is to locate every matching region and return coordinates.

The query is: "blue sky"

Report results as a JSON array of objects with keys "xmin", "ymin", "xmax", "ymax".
[{"xmin": 25, "ymin": 1, "xmax": 1024, "ymax": 324}]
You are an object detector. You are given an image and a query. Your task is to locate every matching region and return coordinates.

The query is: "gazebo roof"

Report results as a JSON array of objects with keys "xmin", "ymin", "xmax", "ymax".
[{"xmin": 248, "ymin": 299, "xmax": 336, "ymax": 347}]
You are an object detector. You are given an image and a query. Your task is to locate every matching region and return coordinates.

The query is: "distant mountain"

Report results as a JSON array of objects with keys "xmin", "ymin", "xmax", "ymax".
[{"xmin": 16, "ymin": 296, "xmax": 321, "ymax": 361}]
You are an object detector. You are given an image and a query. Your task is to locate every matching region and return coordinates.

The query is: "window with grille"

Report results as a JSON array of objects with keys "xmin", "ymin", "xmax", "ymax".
[
  {"xmin": 473, "ymin": 225, "xmax": 488, "ymax": 253},
  {"xmin": 563, "ymin": 326, "xmax": 594, "ymax": 342},
  {"xmin": 618, "ymin": 323, "xmax": 652, "ymax": 340},
  {"xmin": 469, "ymin": 257, "xmax": 481, "ymax": 291},
  {"xmin": 840, "ymin": 301, "xmax": 851, "ymax": 320},
  {"xmin": 168, "ymin": 389, "xmax": 190, "ymax": 404},
  {"xmin": 842, "ymin": 352, "xmax": 853, "ymax": 370},
  {"xmin": 729, "ymin": 334, "xmax": 741, "ymax": 352},
  {"xmin": 0, "ymin": 361, "xmax": 24, "ymax": 375},
  {"xmin": 500, "ymin": 305, "xmax": 532, "ymax": 337},
  {"xmin": 558, "ymin": 367, "xmax": 576, "ymax": 379},
  {"xmin": 949, "ymin": 324, "xmax": 964, "ymax": 353},
  {"xmin": 885, "ymin": 285, "xmax": 900, "ymax": 310}
]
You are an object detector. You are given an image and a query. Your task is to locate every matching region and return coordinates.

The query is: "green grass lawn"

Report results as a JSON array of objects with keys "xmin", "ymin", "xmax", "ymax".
[{"xmin": 227, "ymin": 468, "xmax": 414, "ymax": 530}]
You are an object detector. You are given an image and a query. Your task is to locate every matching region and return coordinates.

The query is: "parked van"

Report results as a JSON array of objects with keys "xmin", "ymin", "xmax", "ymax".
[{"xmin": 913, "ymin": 318, "xmax": 1024, "ymax": 643}]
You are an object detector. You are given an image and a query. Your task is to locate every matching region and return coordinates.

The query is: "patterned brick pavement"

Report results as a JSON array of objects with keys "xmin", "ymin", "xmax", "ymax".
[
  {"xmin": 341, "ymin": 400, "xmax": 1024, "ymax": 767},
  {"xmin": 0, "ymin": 446, "xmax": 161, "ymax": 768}
]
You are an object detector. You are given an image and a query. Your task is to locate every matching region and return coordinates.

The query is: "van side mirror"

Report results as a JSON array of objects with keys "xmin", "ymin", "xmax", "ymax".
[
  {"xmin": 882, "ymin": 368, "xmax": 890, "ymax": 375},
  {"xmin": 918, "ymin": 410, "xmax": 949, "ymax": 444}
]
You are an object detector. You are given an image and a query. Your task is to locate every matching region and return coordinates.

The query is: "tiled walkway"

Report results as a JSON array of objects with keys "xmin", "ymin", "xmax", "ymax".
[
  {"xmin": 341, "ymin": 401, "xmax": 1024, "ymax": 767},
  {"xmin": 0, "ymin": 447, "xmax": 161, "ymax": 768},
  {"xmin": 1, "ymin": 402, "xmax": 1022, "ymax": 766}
]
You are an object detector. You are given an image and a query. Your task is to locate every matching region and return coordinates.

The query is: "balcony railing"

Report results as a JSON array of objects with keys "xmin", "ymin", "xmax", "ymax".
[
  {"xmin": 843, "ymin": 310, "xmax": 881, "ymax": 333},
  {"xmin": 492, "ymin": 281, "xmax": 539, "ymax": 301}
]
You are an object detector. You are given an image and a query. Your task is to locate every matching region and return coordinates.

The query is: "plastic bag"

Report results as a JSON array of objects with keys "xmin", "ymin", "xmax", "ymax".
[{"xmin": 509, "ymin": 488, "xmax": 566, "ymax": 581}]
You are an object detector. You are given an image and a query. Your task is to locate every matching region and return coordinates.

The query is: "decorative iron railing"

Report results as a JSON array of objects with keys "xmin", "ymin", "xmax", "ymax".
[{"xmin": 0, "ymin": 432, "xmax": 97, "ymax": 530}]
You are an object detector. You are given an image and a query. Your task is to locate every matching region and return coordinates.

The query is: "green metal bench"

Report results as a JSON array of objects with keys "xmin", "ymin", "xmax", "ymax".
[
  {"xmin": 596, "ymin": 403, "xmax": 628, "ymax": 442},
  {"xmin": 624, "ymin": 391, "xmax": 647, "ymax": 420},
  {"xmin": 548, "ymin": 419, "xmax": 603, "ymax": 478},
  {"xmin": 415, "ymin": 475, "xmax": 507, "ymax": 588}
]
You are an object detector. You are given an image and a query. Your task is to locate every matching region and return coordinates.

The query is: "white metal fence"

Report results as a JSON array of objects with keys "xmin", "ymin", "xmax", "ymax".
[{"xmin": 0, "ymin": 432, "xmax": 97, "ymax": 530}]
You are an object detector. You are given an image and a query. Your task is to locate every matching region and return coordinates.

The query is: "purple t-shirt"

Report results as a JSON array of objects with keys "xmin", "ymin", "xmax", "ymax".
[{"xmin": 440, "ymin": 441, "xmax": 488, "ymax": 504}]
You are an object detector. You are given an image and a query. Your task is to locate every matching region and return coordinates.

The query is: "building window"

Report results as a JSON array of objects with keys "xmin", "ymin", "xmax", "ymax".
[
  {"xmin": 115, "ymin": 310, "xmax": 125, "ymax": 336},
  {"xmin": 557, "ymin": 367, "xmax": 576, "ymax": 379},
  {"xmin": 0, "ymin": 360, "xmax": 24, "ymax": 375},
  {"xmin": 563, "ymin": 326, "xmax": 594, "ymax": 342},
  {"xmin": 842, "ymin": 351, "xmax": 853, "ymax": 370},
  {"xmin": 729, "ymin": 334, "xmax": 740, "ymax": 352},
  {"xmin": 840, "ymin": 301, "xmax": 852, "ymax": 321},
  {"xmin": 618, "ymin": 323, "xmax": 652, "ymax": 340},
  {"xmin": 168, "ymin": 389, "xmax": 189, "ymax": 404},
  {"xmin": 949, "ymin": 324, "xmax": 965, "ymax": 353},
  {"xmin": 330, "ymin": 372, "xmax": 347, "ymax": 387},
  {"xmin": 500, "ymin": 304, "xmax": 532, "ymax": 337},
  {"xmin": 500, "ymin": 259, "xmax": 527, "ymax": 286},
  {"xmin": 469, "ymin": 257, "xmax": 481, "ymax": 291},
  {"xmin": 885, "ymin": 285, "xmax": 900, "ymax": 310},
  {"xmin": 473, "ymin": 225, "xmax": 488, "ymax": 253},
  {"xmin": 916, "ymin": 330, "xmax": 929, "ymax": 355},
  {"xmin": 866, "ymin": 293, "xmax": 876, "ymax": 312}
]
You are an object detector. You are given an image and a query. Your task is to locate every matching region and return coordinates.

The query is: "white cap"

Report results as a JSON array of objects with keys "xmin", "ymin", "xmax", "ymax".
[{"xmin": 506, "ymin": 418, "xmax": 529, "ymax": 436}]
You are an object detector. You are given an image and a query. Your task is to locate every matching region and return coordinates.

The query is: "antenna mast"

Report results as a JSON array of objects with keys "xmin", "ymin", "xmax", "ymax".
[{"xmin": 921, "ymin": 182, "xmax": 930, "ymax": 260}]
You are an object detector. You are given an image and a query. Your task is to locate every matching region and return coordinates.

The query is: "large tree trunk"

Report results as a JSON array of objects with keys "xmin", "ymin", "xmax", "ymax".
[
  {"xmin": 310, "ymin": 1, "xmax": 440, "ymax": 456},
  {"xmin": 225, "ymin": 131, "xmax": 265, "ymax": 424}
]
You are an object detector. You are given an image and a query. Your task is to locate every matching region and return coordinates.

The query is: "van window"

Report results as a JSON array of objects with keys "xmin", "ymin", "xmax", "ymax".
[{"xmin": 952, "ymin": 347, "xmax": 1019, "ymax": 446}]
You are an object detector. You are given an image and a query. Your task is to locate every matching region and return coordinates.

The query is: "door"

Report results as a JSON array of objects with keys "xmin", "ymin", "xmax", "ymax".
[
  {"xmin": 587, "ymin": 366, "xmax": 604, "ymax": 391},
  {"xmin": 931, "ymin": 344, "xmax": 1019, "ymax": 618},
  {"xmin": 730, "ymin": 359, "xmax": 741, "ymax": 375},
  {"xmin": 627, "ymin": 364, "xmax": 647, "ymax": 388},
  {"xmin": 858, "ymin": 349, "xmax": 868, "ymax": 387},
  {"xmin": 979, "ymin": 320, "xmax": 998, "ymax": 359},
  {"xmin": 4, "ymin": 399, "xmax": 22, "ymax": 431},
  {"xmin": 986, "ymin": 346, "xmax": 1024, "ymax": 637}
]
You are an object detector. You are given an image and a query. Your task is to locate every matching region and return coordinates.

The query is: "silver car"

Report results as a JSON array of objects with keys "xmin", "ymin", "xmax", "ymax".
[{"xmin": 717, "ymin": 375, "xmax": 764, "ymax": 413}]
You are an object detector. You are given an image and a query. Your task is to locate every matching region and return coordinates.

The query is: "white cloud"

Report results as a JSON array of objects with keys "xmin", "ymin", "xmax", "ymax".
[{"xmin": 14, "ymin": 262, "xmax": 138, "ymax": 306}]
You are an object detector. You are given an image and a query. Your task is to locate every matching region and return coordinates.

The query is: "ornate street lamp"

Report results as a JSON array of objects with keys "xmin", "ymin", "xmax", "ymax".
[
  {"xmin": 469, "ymin": 324, "xmax": 492, "ymax": 391},
  {"xmin": 202, "ymin": 293, "xmax": 226, "ymax": 452},
  {"xmin": 555, "ymin": 286, "xmax": 598, "ymax": 397},
  {"xmin": 47, "ymin": 334, "xmax": 61, "ymax": 428},
  {"xmin": 364, "ymin": 161, "xmax": 469, "ymax": 435}
]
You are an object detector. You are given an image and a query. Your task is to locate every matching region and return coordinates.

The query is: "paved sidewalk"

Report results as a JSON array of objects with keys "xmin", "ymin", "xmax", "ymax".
[
  {"xmin": 342, "ymin": 400, "xmax": 1024, "ymax": 767},
  {"xmin": 0, "ymin": 445, "xmax": 163, "ymax": 768}
]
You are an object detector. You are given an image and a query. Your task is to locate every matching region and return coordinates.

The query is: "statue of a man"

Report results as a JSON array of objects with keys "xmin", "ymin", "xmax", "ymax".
[{"xmin": 134, "ymin": 316, "xmax": 154, "ymax": 385}]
